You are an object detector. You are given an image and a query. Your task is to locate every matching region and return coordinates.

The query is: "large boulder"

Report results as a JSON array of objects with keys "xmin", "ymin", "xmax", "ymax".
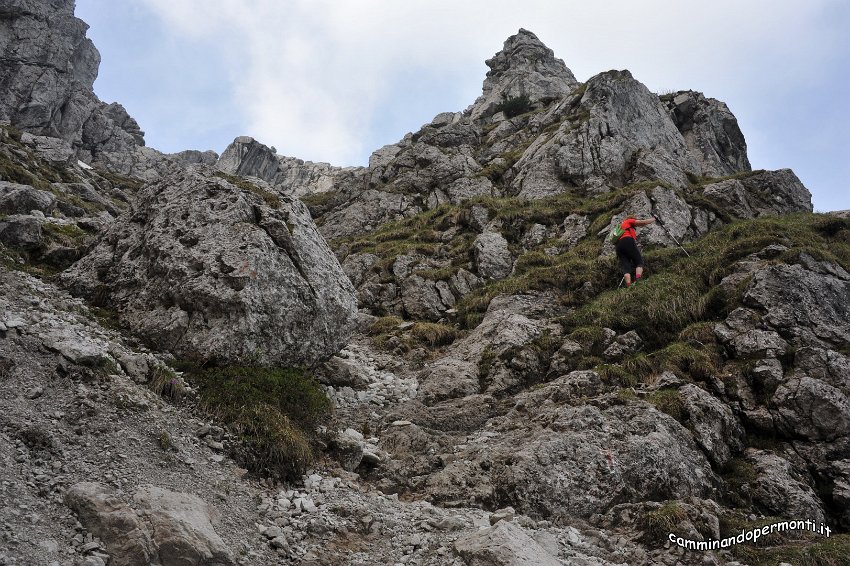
[
  {"xmin": 679, "ymin": 384, "xmax": 745, "ymax": 467},
  {"xmin": 65, "ymin": 482, "xmax": 234, "ymax": 566},
  {"xmin": 133, "ymin": 485, "xmax": 234, "ymax": 566},
  {"xmin": 0, "ymin": 215, "xmax": 42, "ymax": 250},
  {"xmin": 61, "ymin": 166, "xmax": 357, "ymax": 366},
  {"xmin": 771, "ymin": 376, "xmax": 850, "ymax": 441},
  {"xmin": 702, "ymin": 169, "xmax": 812, "ymax": 218},
  {"xmin": 64, "ymin": 482, "xmax": 154, "ymax": 566},
  {"xmin": 0, "ymin": 182, "xmax": 56, "ymax": 215},
  {"xmin": 744, "ymin": 449, "xmax": 826, "ymax": 524},
  {"xmin": 473, "ymin": 231, "xmax": 513, "ymax": 280}
]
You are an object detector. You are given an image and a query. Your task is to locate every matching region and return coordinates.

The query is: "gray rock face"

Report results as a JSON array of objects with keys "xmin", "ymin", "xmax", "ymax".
[
  {"xmin": 425, "ymin": 400, "xmax": 716, "ymax": 520},
  {"xmin": 513, "ymin": 70, "xmax": 700, "ymax": 198},
  {"xmin": 0, "ymin": 1, "xmax": 148, "ymax": 168},
  {"xmin": 743, "ymin": 259, "xmax": 850, "ymax": 348},
  {"xmin": 318, "ymin": 188, "xmax": 421, "ymax": 241},
  {"xmin": 745, "ymin": 449, "xmax": 826, "ymax": 524},
  {"xmin": 467, "ymin": 28, "xmax": 579, "ymax": 120},
  {"xmin": 702, "ymin": 169, "xmax": 812, "ymax": 218},
  {"xmin": 599, "ymin": 186, "xmax": 718, "ymax": 255},
  {"xmin": 60, "ymin": 166, "xmax": 357, "ymax": 366},
  {"xmin": 473, "ymin": 231, "xmax": 512, "ymax": 280},
  {"xmin": 170, "ymin": 149, "xmax": 219, "ymax": 166},
  {"xmin": 679, "ymin": 384, "xmax": 745, "ymax": 467},
  {"xmin": 663, "ymin": 90, "xmax": 751, "ymax": 177},
  {"xmin": 217, "ymin": 135, "xmax": 364, "ymax": 198},
  {"xmin": 714, "ymin": 307, "xmax": 789, "ymax": 359}
]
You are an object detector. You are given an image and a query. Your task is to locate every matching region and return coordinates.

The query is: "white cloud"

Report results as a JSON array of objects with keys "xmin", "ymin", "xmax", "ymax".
[{"xmin": 138, "ymin": 0, "xmax": 846, "ymax": 178}]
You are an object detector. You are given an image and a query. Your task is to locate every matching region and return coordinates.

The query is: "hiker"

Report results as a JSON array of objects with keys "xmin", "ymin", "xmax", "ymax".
[{"xmin": 615, "ymin": 215, "xmax": 657, "ymax": 287}]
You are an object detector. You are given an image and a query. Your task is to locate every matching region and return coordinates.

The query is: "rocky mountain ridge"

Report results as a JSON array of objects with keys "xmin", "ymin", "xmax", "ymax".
[{"xmin": 2, "ymin": 5, "xmax": 849, "ymax": 566}]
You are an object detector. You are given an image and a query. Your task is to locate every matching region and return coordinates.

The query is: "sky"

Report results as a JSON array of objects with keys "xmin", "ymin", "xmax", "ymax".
[{"xmin": 74, "ymin": 0, "xmax": 849, "ymax": 212}]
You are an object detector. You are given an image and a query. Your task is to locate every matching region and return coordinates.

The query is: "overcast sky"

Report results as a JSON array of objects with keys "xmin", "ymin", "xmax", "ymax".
[{"xmin": 75, "ymin": 0, "xmax": 849, "ymax": 211}]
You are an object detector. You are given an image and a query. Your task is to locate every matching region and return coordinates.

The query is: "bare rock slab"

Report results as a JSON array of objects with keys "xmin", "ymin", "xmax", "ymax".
[{"xmin": 454, "ymin": 521, "xmax": 561, "ymax": 565}]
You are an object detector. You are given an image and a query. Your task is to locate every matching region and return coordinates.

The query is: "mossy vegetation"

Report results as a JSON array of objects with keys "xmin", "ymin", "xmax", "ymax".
[
  {"xmin": 367, "ymin": 316, "xmax": 461, "ymax": 351},
  {"xmin": 173, "ymin": 363, "xmax": 331, "ymax": 480},
  {"xmin": 41, "ymin": 222, "xmax": 89, "ymax": 247},
  {"xmin": 732, "ymin": 535, "xmax": 850, "ymax": 566},
  {"xmin": 214, "ymin": 171, "xmax": 281, "ymax": 208},
  {"xmin": 639, "ymin": 501, "xmax": 687, "ymax": 540},
  {"xmin": 718, "ymin": 512, "xmax": 850, "ymax": 565},
  {"xmin": 494, "ymin": 94, "xmax": 533, "ymax": 118},
  {"xmin": 645, "ymin": 389, "xmax": 684, "ymax": 421}
]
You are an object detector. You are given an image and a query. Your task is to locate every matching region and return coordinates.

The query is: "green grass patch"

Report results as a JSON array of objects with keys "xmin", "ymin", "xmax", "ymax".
[
  {"xmin": 646, "ymin": 389, "xmax": 684, "ymax": 421},
  {"xmin": 367, "ymin": 316, "xmax": 460, "ymax": 350},
  {"xmin": 176, "ymin": 364, "xmax": 331, "ymax": 480},
  {"xmin": 148, "ymin": 365, "xmax": 186, "ymax": 401},
  {"xmin": 597, "ymin": 364, "xmax": 636, "ymax": 387},
  {"xmin": 41, "ymin": 222, "xmax": 89, "ymax": 247},
  {"xmin": 622, "ymin": 342, "xmax": 720, "ymax": 383},
  {"xmin": 639, "ymin": 501, "xmax": 687, "ymax": 541},
  {"xmin": 409, "ymin": 322, "xmax": 460, "ymax": 347}
]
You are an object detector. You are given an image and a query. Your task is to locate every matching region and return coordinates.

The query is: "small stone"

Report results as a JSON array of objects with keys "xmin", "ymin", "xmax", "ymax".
[
  {"xmin": 79, "ymin": 541, "xmax": 101, "ymax": 552},
  {"xmin": 489, "ymin": 506, "xmax": 515, "ymax": 525},
  {"xmin": 26, "ymin": 387, "xmax": 45, "ymax": 400},
  {"xmin": 270, "ymin": 536, "xmax": 290, "ymax": 550},
  {"xmin": 263, "ymin": 526, "xmax": 283, "ymax": 539},
  {"xmin": 361, "ymin": 450, "xmax": 382, "ymax": 465},
  {"xmin": 5, "ymin": 317, "xmax": 26, "ymax": 329},
  {"xmin": 204, "ymin": 436, "xmax": 224, "ymax": 451}
]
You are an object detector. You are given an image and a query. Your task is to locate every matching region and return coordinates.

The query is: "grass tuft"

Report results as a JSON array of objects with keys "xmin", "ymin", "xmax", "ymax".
[{"xmin": 176, "ymin": 364, "xmax": 331, "ymax": 480}]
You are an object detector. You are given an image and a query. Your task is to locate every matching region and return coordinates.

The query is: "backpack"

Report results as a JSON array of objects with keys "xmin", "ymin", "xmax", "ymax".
[{"xmin": 607, "ymin": 222, "xmax": 625, "ymax": 243}]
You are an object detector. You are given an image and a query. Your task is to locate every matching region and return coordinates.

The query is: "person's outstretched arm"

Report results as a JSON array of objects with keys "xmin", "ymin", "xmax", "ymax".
[{"xmin": 634, "ymin": 217, "xmax": 656, "ymax": 227}]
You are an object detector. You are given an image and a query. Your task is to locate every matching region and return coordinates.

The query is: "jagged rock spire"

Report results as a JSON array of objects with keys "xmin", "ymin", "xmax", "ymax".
[{"xmin": 467, "ymin": 29, "xmax": 578, "ymax": 120}]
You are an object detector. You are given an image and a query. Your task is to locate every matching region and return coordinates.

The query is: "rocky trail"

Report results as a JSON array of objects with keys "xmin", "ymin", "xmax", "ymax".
[
  {"xmin": 0, "ymin": 266, "xmax": 653, "ymax": 566},
  {"xmin": 3, "ymin": 2, "xmax": 850, "ymax": 565}
]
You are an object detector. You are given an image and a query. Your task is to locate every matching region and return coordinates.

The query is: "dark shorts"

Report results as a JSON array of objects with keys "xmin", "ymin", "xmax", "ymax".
[{"xmin": 615, "ymin": 237, "xmax": 643, "ymax": 274}]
